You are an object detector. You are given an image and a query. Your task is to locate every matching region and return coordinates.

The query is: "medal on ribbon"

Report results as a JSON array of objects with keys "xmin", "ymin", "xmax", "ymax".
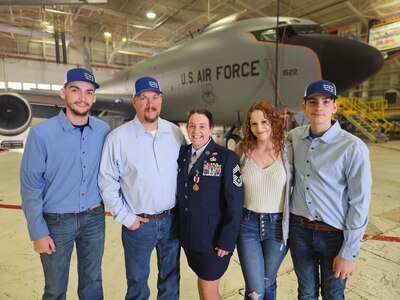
[{"xmin": 193, "ymin": 170, "xmax": 200, "ymax": 191}]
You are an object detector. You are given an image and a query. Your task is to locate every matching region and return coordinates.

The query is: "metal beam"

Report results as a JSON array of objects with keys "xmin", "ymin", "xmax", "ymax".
[
  {"xmin": 0, "ymin": 24, "xmax": 53, "ymax": 38},
  {"xmin": 0, "ymin": 1, "xmax": 107, "ymax": 4}
]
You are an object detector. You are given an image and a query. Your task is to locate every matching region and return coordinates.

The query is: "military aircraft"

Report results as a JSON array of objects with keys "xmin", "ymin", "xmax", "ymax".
[{"xmin": 0, "ymin": 14, "xmax": 384, "ymax": 143}]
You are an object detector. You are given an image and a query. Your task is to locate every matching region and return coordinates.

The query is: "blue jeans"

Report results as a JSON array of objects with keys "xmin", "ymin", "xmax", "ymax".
[
  {"xmin": 289, "ymin": 220, "xmax": 347, "ymax": 300},
  {"xmin": 237, "ymin": 209, "xmax": 287, "ymax": 300},
  {"xmin": 40, "ymin": 205, "xmax": 105, "ymax": 300},
  {"xmin": 122, "ymin": 214, "xmax": 180, "ymax": 300}
]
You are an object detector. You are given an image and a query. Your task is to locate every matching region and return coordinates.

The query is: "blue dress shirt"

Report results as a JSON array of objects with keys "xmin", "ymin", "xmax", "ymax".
[
  {"xmin": 98, "ymin": 116, "xmax": 186, "ymax": 228},
  {"xmin": 288, "ymin": 121, "xmax": 372, "ymax": 261},
  {"xmin": 20, "ymin": 110, "xmax": 111, "ymax": 240}
]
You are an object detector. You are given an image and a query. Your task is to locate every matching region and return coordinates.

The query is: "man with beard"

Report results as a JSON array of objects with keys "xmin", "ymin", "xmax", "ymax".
[
  {"xmin": 99, "ymin": 76, "xmax": 186, "ymax": 300},
  {"xmin": 20, "ymin": 67, "xmax": 110, "ymax": 300}
]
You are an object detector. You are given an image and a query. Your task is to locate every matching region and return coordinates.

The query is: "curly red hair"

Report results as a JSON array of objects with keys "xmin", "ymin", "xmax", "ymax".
[{"xmin": 238, "ymin": 101, "xmax": 284, "ymax": 157}]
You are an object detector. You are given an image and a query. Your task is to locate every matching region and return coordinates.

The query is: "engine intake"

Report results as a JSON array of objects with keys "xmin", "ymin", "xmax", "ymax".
[{"xmin": 0, "ymin": 91, "xmax": 32, "ymax": 136}]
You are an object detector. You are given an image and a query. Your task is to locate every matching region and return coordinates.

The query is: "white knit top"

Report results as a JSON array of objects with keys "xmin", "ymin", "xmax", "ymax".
[{"xmin": 241, "ymin": 157, "xmax": 286, "ymax": 213}]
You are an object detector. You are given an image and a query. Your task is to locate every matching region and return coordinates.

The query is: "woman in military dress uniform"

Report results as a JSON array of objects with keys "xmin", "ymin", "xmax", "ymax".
[{"xmin": 177, "ymin": 108, "xmax": 244, "ymax": 300}]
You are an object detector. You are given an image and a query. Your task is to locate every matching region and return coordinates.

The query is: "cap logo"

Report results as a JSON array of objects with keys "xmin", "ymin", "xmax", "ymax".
[
  {"xmin": 148, "ymin": 81, "xmax": 159, "ymax": 88},
  {"xmin": 323, "ymin": 83, "xmax": 334, "ymax": 93},
  {"xmin": 84, "ymin": 72, "xmax": 95, "ymax": 82}
]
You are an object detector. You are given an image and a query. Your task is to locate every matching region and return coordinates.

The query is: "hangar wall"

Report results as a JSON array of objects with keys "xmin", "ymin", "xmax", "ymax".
[{"xmin": 0, "ymin": 58, "xmax": 119, "ymax": 89}]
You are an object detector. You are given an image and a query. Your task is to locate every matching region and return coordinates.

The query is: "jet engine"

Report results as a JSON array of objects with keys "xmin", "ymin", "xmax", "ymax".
[{"xmin": 0, "ymin": 91, "xmax": 32, "ymax": 136}]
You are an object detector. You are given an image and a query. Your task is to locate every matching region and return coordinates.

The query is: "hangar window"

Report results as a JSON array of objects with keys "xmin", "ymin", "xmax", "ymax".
[
  {"xmin": 8, "ymin": 82, "xmax": 22, "ymax": 90},
  {"xmin": 0, "ymin": 82, "xmax": 5, "ymax": 89},
  {"xmin": 250, "ymin": 24, "xmax": 327, "ymax": 42},
  {"xmin": 23, "ymin": 83, "xmax": 36, "ymax": 90},
  {"xmin": 38, "ymin": 83, "xmax": 51, "ymax": 90},
  {"xmin": 52, "ymin": 84, "xmax": 63, "ymax": 91}
]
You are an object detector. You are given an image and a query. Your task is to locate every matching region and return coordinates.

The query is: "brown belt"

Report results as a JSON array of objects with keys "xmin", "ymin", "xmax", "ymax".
[
  {"xmin": 291, "ymin": 214, "xmax": 341, "ymax": 232},
  {"xmin": 137, "ymin": 207, "xmax": 176, "ymax": 220}
]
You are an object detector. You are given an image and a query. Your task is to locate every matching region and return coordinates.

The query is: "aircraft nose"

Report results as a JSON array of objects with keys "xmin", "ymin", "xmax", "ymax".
[{"xmin": 286, "ymin": 34, "xmax": 384, "ymax": 93}]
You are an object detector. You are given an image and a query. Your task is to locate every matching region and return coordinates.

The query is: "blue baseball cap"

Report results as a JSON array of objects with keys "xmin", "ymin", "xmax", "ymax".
[
  {"xmin": 134, "ymin": 76, "xmax": 163, "ymax": 96},
  {"xmin": 64, "ymin": 67, "xmax": 100, "ymax": 89},
  {"xmin": 303, "ymin": 80, "xmax": 337, "ymax": 100}
]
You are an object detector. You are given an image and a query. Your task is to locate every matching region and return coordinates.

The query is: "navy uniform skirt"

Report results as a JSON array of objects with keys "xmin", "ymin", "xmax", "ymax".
[{"xmin": 183, "ymin": 247, "xmax": 232, "ymax": 281}]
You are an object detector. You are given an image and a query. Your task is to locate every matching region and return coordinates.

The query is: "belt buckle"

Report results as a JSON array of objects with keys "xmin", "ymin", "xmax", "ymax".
[{"xmin": 299, "ymin": 217, "xmax": 315, "ymax": 230}]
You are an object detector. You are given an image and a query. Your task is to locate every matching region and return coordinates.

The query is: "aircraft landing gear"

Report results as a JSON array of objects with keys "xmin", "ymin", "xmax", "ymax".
[{"xmin": 224, "ymin": 125, "xmax": 242, "ymax": 151}]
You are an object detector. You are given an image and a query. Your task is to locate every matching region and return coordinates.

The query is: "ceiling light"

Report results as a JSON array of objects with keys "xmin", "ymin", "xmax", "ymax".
[
  {"xmin": 104, "ymin": 31, "xmax": 112, "ymax": 38},
  {"xmin": 122, "ymin": 37, "xmax": 127, "ymax": 43},
  {"xmin": 146, "ymin": 11, "xmax": 156, "ymax": 19}
]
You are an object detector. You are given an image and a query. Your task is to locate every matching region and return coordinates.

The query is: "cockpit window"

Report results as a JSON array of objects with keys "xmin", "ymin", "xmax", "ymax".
[
  {"xmin": 250, "ymin": 25, "xmax": 327, "ymax": 42},
  {"xmin": 292, "ymin": 25, "xmax": 326, "ymax": 35}
]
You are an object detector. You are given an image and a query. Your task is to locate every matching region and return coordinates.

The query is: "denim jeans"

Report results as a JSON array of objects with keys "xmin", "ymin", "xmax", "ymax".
[
  {"xmin": 40, "ymin": 205, "xmax": 105, "ymax": 300},
  {"xmin": 237, "ymin": 209, "xmax": 287, "ymax": 300},
  {"xmin": 122, "ymin": 214, "xmax": 180, "ymax": 300},
  {"xmin": 289, "ymin": 220, "xmax": 347, "ymax": 300}
]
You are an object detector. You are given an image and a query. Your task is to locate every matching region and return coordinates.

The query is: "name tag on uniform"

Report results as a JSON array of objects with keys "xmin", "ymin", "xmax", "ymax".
[{"xmin": 203, "ymin": 163, "xmax": 222, "ymax": 176}]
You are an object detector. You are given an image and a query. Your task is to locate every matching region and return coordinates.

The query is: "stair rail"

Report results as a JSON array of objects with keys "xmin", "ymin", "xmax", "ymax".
[{"xmin": 337, "ymin": 97, "xmax": 393, "ymax": 142}]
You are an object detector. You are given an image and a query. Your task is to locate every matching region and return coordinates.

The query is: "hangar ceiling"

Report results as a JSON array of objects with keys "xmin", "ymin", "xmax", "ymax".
[{"xmin": 0, "ymin": 0, "xmax": 399, "ymax": 96}]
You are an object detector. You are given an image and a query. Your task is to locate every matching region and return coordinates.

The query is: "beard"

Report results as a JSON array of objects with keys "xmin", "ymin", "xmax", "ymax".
[
  {"xmin": 143, "ymin": 106, "xmax": 159, "ymax": 123},
  {"xmin": 67, "ymin": 101, "xmax": 92, "ymax": 116}
]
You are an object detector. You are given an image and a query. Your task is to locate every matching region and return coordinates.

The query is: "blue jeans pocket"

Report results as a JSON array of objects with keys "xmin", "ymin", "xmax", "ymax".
[
  {"xmin": 272, "ymin": 213, "xmax": 283, "ymax": 224},
  {"xmin": 88, "ymin": 204, "xmax": 105, "ymax": 216},
  {"xmin": 43, "ymin": 213, "xmax": 62, "ymax": 225}
]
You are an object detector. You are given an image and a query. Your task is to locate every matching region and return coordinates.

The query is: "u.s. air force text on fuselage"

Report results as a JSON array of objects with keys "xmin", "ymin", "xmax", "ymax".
[{"xmin": 181, "ymin": 60, "xmax": 260, "ymax": 85}]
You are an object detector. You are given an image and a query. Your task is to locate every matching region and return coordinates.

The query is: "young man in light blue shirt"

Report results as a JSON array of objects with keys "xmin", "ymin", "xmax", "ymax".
[
  {"xmin": 288, "ymin": 80, "xmax": 372, "ymax": 299},
  {"xmin": 20, "ymin": 68, "xmax": 110, "ymax": 300},
  {"xmin": 99, "ymin": 76, "xmax": 186, "ymax": 300}
]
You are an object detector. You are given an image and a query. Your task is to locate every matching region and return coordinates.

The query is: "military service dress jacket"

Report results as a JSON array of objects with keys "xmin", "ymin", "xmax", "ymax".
[{"xmin": 177, "ymin": 139, "xmax": 244, "ymax": 253}]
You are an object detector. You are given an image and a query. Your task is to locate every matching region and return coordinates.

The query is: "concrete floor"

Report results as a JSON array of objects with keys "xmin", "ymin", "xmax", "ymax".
[{"xmin": 0, "ymin": 131, "xmax": 399, "ymax": 299}]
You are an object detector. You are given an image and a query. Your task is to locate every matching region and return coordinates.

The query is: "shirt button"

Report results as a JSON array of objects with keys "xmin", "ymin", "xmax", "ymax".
[
  {"xmin": 83, "ymin": 179, "xmax": 86, "ymax": 182},
  {"xmin": 83, "ymin": 166, "xmax": 86, "ymax": 168},
  {"xmin": 185, "ymin": 207, "xmax": 188, "ymax": 212},
  {"xmin": 185, "ymin": 183, "xmax": 187, "ymax": 187},
  {"xmin": 307, "ymin": 174, "xmax": 310, "ymax": 177},
  {"xmin": 184, "ymin": 195, "xmax": 188, "ymax": 199},
  {"xmin": 315, "ymin": 216, "xmax": 318, "ymax": 219},
  {"xmin": 83, "ymin": 151, "xmax": 85, "ymax": 154},
  {"xmin": 311, "ymin": 147, "xmax": 314, "ymax": 150},
  {"xmin": 306, "ymin": 160, "xmax": 309, "ymax": 163},
  {"xmin": 308, "ymin": 202, "xmax": 311, "ymax": 204},
  {"xmin": 81, "ymin": 193, "xmax": 85, "ymax": 196},
  {"xmin": 306, "ymin": 187, "xmax": 309, "ymax": 190}
]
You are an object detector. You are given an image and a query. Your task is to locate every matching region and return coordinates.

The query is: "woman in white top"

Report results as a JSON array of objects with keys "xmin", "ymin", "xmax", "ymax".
[{"xmin": 236, "ymin": 101, "xmax": 293, "ymax": 300}]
